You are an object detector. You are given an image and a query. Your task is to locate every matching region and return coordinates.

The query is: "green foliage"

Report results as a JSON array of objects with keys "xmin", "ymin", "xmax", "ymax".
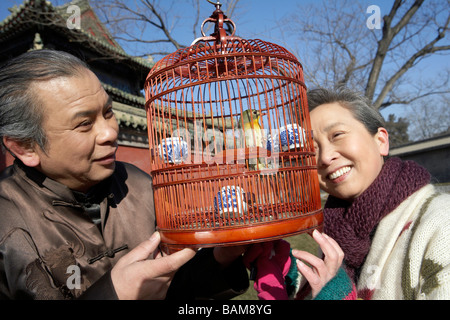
[{"xmin": 384, "ymin": 114, "xmax": 410, "ymax": 147}]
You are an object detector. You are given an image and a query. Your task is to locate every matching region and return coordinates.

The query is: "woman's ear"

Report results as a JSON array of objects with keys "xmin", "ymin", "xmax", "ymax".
[
  {"xmin": 2, "ymin": 136, "xmax": 41, "ymax": 167},
  {"xmin": 375, "ymin": 127, "xmax": 389, "ymax": 156}
]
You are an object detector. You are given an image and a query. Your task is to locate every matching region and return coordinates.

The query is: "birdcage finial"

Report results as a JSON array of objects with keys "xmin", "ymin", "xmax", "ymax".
[{"xmin": 193, "ymin": 0, "xmax": 237, "ymax": 45}]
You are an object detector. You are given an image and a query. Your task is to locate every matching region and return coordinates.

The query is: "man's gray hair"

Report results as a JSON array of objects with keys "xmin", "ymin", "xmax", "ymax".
[
  {"xmin": 0, "ymin": 49, "xmax": 90, "ymax": 152},
  {"xmin": 307, "ymin": 87, "xmax": 385, "ymax": 135}
]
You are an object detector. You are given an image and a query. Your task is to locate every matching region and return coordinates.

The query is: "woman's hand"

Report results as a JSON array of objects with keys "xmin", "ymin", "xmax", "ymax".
[{"xmin": 292, "ymin": 230, "xmax": 344, "ymax": 298}]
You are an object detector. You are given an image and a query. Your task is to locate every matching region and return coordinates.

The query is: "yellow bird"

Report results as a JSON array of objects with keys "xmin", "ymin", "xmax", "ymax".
[{"xmin": 238, "ymin": 109, "xmax": 265, "ymax": 170}]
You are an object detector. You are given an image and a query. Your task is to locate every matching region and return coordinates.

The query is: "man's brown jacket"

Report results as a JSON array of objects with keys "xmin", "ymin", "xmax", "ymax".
[{"xmin": 0, "ymin": 160, "xmax": 248, "ymax": 299}]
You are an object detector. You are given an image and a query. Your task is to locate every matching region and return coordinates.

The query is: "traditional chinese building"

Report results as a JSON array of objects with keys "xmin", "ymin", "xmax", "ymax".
[{"xmin": 0, "ymin": 0, "xmax": 153, "ymax": 172}]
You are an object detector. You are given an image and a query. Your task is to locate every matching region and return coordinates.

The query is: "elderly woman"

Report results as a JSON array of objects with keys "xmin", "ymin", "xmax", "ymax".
[{"xmin": 290, "ymin": 87, "xmax": 450, "ymax": 299}]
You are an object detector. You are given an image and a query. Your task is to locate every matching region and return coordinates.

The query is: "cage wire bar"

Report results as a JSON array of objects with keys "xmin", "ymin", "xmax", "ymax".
[{"xmin": 144, "ymin": 1, "xmax": 323, "ymax": 252}]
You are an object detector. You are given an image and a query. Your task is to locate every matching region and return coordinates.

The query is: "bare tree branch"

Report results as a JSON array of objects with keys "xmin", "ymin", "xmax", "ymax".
[
  {"xmin": 141, "ymin": 0, "xmax": 185, "ymax": 50},
  {"xmin": 285, "ymin": 0, "xmax": 449, "ymax": 117},
  {"xmin": 373, "ymin": 13, "xmax": 450, "ymax": 109},
  {"xmin": 365, "ymin": 0, "xmax": 425, "ymax": 102},
  {"xmin": 380, "ymin": 90, "xmax": 450, "ymax": 108},
  {"xmin": 92, "ymin": 0, "xmax": 242, "ymax": 59}
]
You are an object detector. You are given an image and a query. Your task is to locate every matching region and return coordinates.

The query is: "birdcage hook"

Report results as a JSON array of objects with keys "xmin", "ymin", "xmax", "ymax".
[{"xmin": 206, "ymin": 0, "xmax": 222, "ymax": 9}]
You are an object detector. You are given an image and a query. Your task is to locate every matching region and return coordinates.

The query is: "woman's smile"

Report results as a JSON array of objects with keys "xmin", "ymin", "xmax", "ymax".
[{"xmin": 328, "ymin": 166, "xmax": 352, "ymax": 181}]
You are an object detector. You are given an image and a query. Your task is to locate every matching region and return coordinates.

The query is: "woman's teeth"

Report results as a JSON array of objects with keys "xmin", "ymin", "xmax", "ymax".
[{"xmin": 329, "ymin": 166, "xmax": 351, "ymax": 180}]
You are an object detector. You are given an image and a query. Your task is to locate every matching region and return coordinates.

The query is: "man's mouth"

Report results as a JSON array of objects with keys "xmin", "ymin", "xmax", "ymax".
[{"xmin": 95, "ymin": 152, "xmax": 116, "ymax": 163}]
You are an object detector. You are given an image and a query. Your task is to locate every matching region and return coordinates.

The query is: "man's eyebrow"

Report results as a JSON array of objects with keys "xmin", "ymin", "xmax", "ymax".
[
  {"xmin": 104, "ymin": 96, "xmax": 113, "ymax": 109},
  {"xmin": 72, "ymin": 96, "xmax": 113, "ymax": 119},
  {"xmin": 72, "ymin": 109, "xmax": 95, "ymax": 119}
]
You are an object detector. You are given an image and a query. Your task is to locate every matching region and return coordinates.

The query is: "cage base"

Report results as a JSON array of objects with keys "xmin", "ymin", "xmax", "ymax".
[{"xmin": 158, "ymin": 210, "xmax": 322, "ymax": 254}]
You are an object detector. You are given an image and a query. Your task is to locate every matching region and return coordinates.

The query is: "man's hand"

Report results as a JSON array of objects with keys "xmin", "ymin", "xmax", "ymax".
[{"xmin": 111, "ymin": 231, "xmax": 196, "ymax": 300}]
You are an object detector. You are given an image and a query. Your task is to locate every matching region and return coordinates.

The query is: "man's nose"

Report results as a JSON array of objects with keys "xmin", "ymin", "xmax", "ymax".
[{"xmin": 97, "ymin": 118, "xmax": 118, "ymax": 144}]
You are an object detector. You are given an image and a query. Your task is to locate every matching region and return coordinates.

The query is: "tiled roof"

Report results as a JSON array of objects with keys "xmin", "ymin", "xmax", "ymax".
[
  {"xmin": 0, "ymin": 0, "xmax": 153, "ymax": 131},
  {"xmin": 101, "ymin": 81, "xmax": 146, "ymax": 107},
  {"xmin": 0, "ymin": 0, "xmax": 153, "ymax": 70},
  {"xmin": 112, "ymin": 100, "xmax": 147, "ymax": 131}
]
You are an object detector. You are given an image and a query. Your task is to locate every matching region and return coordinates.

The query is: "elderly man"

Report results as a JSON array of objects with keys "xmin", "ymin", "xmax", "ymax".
[{"xmin": 0, "ymin": 49, "xmax": 248, "ymax": 300}]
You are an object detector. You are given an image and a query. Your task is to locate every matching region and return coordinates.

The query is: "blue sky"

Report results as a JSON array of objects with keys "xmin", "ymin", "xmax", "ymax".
[
  {"xmin": 0, "ymin": 0, "xmax": 448, "ymax": 120},
  {"xmin": 0, "ymin": 0, "xmax": 399, "ymax": 36}
]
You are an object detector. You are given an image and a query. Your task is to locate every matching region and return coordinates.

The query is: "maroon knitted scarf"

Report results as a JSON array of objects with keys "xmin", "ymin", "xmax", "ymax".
[{"xmin": 323, "ymin": 157, "xmax": 430, "ymax": 282}]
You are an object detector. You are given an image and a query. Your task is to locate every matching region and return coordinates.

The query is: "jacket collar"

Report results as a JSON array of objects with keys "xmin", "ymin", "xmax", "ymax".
[{"xmin": 14, "ymin": 159, "xmax": 112, "ymax": 206}]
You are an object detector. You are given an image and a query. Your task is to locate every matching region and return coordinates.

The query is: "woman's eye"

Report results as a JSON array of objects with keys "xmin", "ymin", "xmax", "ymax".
[{"xmin": 332, "ymin": 132, "xmax": 344, "ymax": 139}]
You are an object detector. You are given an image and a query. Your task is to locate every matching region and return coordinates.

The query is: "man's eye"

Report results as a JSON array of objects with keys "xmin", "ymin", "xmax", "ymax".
[
  {"xmin": 77, "ymin": 120, "xmax": 93, "ymax": 129},
  {"xmin": 105, "ymin": 108, "xmax": 114, "ymax": 118}
]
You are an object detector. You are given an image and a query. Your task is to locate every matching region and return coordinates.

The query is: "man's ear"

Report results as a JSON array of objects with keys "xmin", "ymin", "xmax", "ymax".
[
  {"xmin": 3, "ymin": 136, "xmax": 41, "ymax": 167},
  {"xmin": 375, "ymin": 127, "xmax": 389, "ymax": 156}
]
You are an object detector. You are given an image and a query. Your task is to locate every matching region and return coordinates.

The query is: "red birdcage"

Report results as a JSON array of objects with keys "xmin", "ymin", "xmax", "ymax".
[{"xmin": 144, "ymin": 1, "xmax": 322, "ymax": 253}]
